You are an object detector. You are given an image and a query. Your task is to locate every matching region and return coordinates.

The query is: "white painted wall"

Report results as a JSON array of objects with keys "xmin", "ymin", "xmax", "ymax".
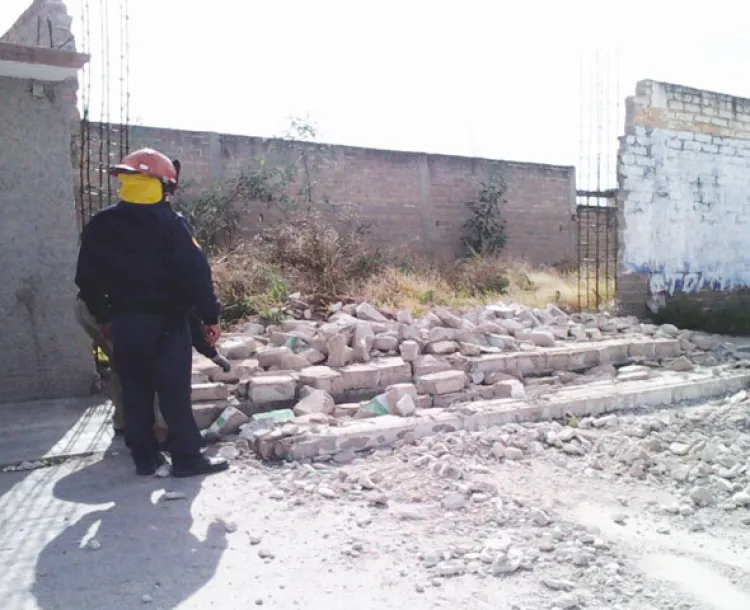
[{"xmin": 619, "ymin": 80, "xmax": 750, "ymax": 308}]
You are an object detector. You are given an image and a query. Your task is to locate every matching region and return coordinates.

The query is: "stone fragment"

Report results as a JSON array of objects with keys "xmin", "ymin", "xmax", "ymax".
[
  {"xmin": 492, "ymin": 380, "xmax": 525, "ymax": 399},
  {"xmin": 279, "ymin": 353, "xmax": 311, "ymax": 370},
  {"xmin": 299, "ymin": 348, "xmax": 326, "ymax": 365},
  {"xmin": 352, "ymin": 324, "xmax": 375, "ymax": 362},
  {"xmin": 393, "ymin": 395, "xmax": 416, "ymax": 417},
  {"xmin": 690, "ymin": 486, "xmax": 715, "ymax": 506},
  {"xmin": 528, "ymin": 329, "xmax": 555, "ymax": 347},
  {"xmin": 416, "ymin": 370, "xmax": 467, "ymax": 395},
  {"xmin": 293, "ymin": 388, "xmax": 335, "ymax": 416},
  {"xmin": 256, "ymin": 347, "xmax": 293, "ymax": 369},
  {"xmin": 355, "ymin": 302, "xmax": 387, "ymax": 322},
  {"xmin": 425, "ymin": 341, "xmax": 459, "ymax": 355},
  {"xmin": 459, "ymin": 342, "xmax": 482, "ymax": 356},
  {"xmin": 396, "ymin": 310, "xmax": 413, "ymax": 324},
  {"xmin": 442, "ymin": 492, "xmax": 466, "ymax": 510},
  {"xmin": 327, "ymin": 334, "xmax": 353, "ymax": 367},
  {"xmin": 399, "ymin": 340, "xmax": 420, "ymax": 362},
  {"xmin": 666, "ymin": 356, "xmax": 694, "ymax": 372},
  {"xmin": 249, "ymin": 375, "xmax": 296, "ymax": 404},
  {"xmin": 202, "ymin": 405, "xmax": 250, "ymax": 437},
  {"xmin": 373, "ymin": 335, "xmax": 399, "ymax": 352}
]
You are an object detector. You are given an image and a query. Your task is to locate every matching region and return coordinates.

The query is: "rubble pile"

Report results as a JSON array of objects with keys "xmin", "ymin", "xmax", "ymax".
[
  {"xmin": 189, "ymin": 300, "xmax": 742, "ymax": 454},
  {"xmin": 231, "ymin": 392, "xmax": 750, "ymax": 608}
]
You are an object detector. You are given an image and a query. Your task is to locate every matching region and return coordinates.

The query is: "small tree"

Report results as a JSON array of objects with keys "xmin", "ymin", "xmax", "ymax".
[{"xmin": 462, "ymin": 174, "xmax": 508, "ymax": 257}]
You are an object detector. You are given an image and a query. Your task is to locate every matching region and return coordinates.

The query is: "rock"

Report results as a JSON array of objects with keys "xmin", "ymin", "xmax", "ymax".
[
  {"xmin": 141, "ymin": 594, "xmax": 153, "ymax": 604},
  {"xmin": 416, "ymin": 370, "xmax": 467, "ymax": 395},
  {"xmin": 425, "ymin": 341, "xmax": 460, "ymax": 355},
  {"xmin": 318, "ymin": 486, "xmax": 337, "ymax": 499},
  {"xmin": 293, "ymin": 388, "xmax": 335, "ymax": 416},
  {"xmin": 459, "ymin": 342, "xmax": 482, "ymax": 356},
  {"xmin": 392, "ymin": 394, "xmax": 416, "ymax": 417},
  {"xmin": 373, "ymin": 335, "xmax": 399, "ymax": 352},
  {"xmin": 503, "ymin": 447, "xmax": 524, "ymax": 460},
  {"xmin": 256, "ymin": 347, "xmax": 293, "ymax": 369},
  {"xmin": 399, "ymin": 340, "xmax": 420, "ymax": 362},
  {"xmin": 669, "ymin": 442, "xmax": 690, "ymax": 456},
  {"xmin": 666, "ymin": 356, "xmax": 694, "ymax": 372},
  {"xmin": 434, "ymin": 308, "xmax": 464, "ymax": 329},
  {"xmin": 529, "ymin": 508, "xmax": 551, "ymax": 526},
  {"xmin": 397, "ymin": 310, "xmax": 413, "ymax": 324},
  {"xmin": 442, "ymin": 492, "xmax": 467, "ymax": 510},
  {"xmin": 435, "ymin": 560, "xmax": 464, "ymax": 577},
  {"xmin": 202, "ymin": 405, "xmax": 250, "ymax": 438},
  {"xmin": 690, "ymin": 486, "xmax": 715, "ymax": 506},
  {"xmin": 529, "ymin": 330, "xmax": 556, "ymax": 347},
  {"xmin": 492, "ymin": 380, "xmax": 526, "ymax": 399},
  {"xmin": 355, "ymin": 302, "xmax": 388, "ymax": 322},
  {"xmin": 86, "ymin": 539, "xmax": 102, "ymax": 550},
  {"xmin": 279, "ymin": 352, "xmax": 312, "ymax": 370},
  {"xmin": 327, "ymin": 334, "xmax": 353, "ymax": 367}
]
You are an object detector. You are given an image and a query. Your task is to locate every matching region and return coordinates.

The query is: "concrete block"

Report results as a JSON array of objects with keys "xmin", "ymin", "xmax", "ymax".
[
  {"xmin": 373, "ymin": 335, "xmax": 399, "ymax": 352},
  {"xmin": 372, "ymin": 357, "xmax": 412, "ymax": 387},
  {"xmin": 415, "ymin": 394, "xmax": 433, "ymax": 409},
  {"xmin": 492, "ymin": 380, "xmax": 526, "ymax": 399},
  {"xmin": 338, "ymin": 363, "xmax": 381, "ymax": 391},
  {"xmin": 416, "ymin": 370, "xmax": 467, "ymax": 395},
  {"xmin": 298, "ymin": 366, "xmax": 342, "ymax": 393},
  {"xmin": 192, "ymin": 401, "xmax": 231, "ymax": 430},
  {"xmin": 294, "ymin": 389, "xmax": 335, "ymax": 416},
  {"xmin": 400, "ymin": 340, "xmax": 420, "ymax": 362},
  {"xmin": 191, "ymin": 383, "xmax": 230, "ymax": 403},
  {"xmin": 257, "ymin": 347, "xmax": 293, "ymax": 369},
  {"xmin": 425, "ymin": 341, "xmax": 460, "ymax": 355},
  {"xmin": 219, "ymin": 336, "xmax": 260, "ymax": 359},
  {"xmin": 279, "ymin": 352, "xmax": 312, "ymax": 370},
  {"xmin": 413, "ymin": 355, "xmax": 453, "ymax": 377},
  {"xmin": 193, "ymin": 359, "xmax": 222, "ymax": 379},
  {"xmin": 210, "ymin": 358, "xmax": 260, "ymax": 383},
  {"xmin": 654, "ymin": 339, "xmax": 682, "ymax": 359},
  {"xmin": 249, "ymin": 375, "xmax": 297, "ymax": 404}
]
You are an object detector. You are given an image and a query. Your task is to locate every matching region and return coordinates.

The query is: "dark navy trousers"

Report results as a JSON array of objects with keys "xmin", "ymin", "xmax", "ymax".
[{"xmin": 112, "ymin": 312, "xmax": 202, "ymax": 461}]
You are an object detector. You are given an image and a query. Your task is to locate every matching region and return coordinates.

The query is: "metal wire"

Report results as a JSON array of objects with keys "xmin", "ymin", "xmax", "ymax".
[
  {"xmin": 576, "ymin": 51, "xmax": 620, "ymax": 311},
  {"xmin": 77, "ymin": 0, "xmax": 130, "ymax": 230}
]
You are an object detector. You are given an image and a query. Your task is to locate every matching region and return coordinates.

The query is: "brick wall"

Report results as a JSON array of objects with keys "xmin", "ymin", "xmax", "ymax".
[
  {"xmin": 88, "ymin": 125, "xmax": 577, "ymax": 265},
  {"xmin": 0, "ymin": 0, "xmax": 94, "ymax": 403},
  {"xmin": 618, "ymin": 79, "xmax": 750, "ymax": 314}
]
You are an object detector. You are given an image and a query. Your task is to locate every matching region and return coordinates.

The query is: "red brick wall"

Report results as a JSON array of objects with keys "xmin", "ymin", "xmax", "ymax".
[{"xmin": 83, "ymin": 124, "xmax": 577, "ymax": 265}]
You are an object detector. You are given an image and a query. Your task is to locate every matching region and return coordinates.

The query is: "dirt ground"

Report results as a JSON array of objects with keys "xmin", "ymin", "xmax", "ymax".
[{"xmin": 2, "ymin": 394, "xmax": 750, "ymax": 610}]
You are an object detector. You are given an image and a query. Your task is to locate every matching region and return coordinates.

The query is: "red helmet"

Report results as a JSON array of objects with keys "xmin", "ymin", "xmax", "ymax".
[{"xmin": 110, "ymin": 148, "xmax": 179, "ymax": 186}]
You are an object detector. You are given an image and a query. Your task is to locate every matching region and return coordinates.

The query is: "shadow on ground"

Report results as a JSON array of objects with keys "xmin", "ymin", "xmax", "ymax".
[{"xmin": 31, "ymin": 452, "xmax": 227, "ymax": 609}]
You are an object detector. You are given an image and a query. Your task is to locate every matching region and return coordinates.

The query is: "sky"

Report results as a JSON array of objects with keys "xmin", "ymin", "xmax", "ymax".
[{"xmin": 3, "ymin": 0, "xmax": 750, "ymax": 190}]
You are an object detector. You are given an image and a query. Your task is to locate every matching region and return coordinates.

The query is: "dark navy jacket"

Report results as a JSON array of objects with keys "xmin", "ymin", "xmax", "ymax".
[{"xmin": 75, "ymin": 201, "xmax": 221, "ymax": 326}]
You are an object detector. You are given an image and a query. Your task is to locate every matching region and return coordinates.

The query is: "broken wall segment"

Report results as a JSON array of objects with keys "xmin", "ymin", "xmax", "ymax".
[
  {"xmin": 187, "ymin": 300, "xmax": 739, "ymax": 444},
  {"xmin": 618, "ymin": 79, "xmax": 750, "ymax": 316},
  {"xmin": 248, "ymin": 369, "xmax": 750, "ymax": 462}
]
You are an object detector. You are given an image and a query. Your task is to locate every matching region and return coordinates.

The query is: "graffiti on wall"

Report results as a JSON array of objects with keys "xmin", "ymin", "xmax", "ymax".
[
  {"xmin": 647, "ymin": 270, "xmax": 730, "ymax": 297},
  {"xmin": 624, "ymin": 262, "xmax": 735, "ymax": 311}
]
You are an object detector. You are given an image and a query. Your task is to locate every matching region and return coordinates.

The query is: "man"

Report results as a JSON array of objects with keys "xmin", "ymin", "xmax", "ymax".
[
  {"xmin": 75, "ymin": 147, "xmax": 228, "ymax": 477},
  {"xmin": 75, "ymin": 297, "xmax": 231, "ymax": 441}
]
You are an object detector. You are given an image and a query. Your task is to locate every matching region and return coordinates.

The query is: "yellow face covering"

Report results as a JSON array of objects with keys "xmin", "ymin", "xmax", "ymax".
[{"xmin": 118, "ymin": 174, "xmax": 164, "ymax": 205}]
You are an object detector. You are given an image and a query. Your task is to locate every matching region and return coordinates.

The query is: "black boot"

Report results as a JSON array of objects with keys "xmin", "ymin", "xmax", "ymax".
[
  {"xmin": 133, "ymin": 453, "xmax": 167, "ymax": 476},
  {"xmin": 171, "ymin": 454, "xmax": 229, "ymax": 478}
]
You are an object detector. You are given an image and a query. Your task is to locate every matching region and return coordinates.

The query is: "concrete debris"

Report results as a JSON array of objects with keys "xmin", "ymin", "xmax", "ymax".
[{"xmin": 186, "ymin": 301, "xmax": 750, "ymax": 472}]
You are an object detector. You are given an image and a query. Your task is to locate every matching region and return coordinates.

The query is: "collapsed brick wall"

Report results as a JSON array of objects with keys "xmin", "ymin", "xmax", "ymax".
[
  {"xmin": 618, "ymin": 79, "xmax": 750, "ymax": 315},
  {"xmin": 80, "ymin": 124, "xmax": 577, "ymax": 265}
]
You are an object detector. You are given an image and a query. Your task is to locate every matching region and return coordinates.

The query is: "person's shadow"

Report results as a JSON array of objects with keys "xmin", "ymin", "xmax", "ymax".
[{"xmin": 31, "ymin": 448, "xmax": 227, "ymax": 609}]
